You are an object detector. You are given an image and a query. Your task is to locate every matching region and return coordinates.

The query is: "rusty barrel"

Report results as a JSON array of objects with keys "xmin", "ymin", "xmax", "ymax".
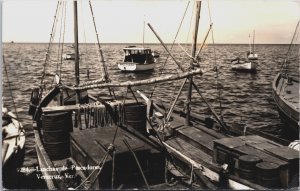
[
  {"xmin": 238, "ymin": 155, "xmax": 262, "ymax": 181},
  {"xmin": 256, "ymin": 161, "xmax": 280, "ymax": 188},
  {"xmin": 42, "ymin": 112, "xmax": 73, "ymax": 160},
  {"xmin": 124, "ymin": 102, "xmax": 147, "ymax": 135}
]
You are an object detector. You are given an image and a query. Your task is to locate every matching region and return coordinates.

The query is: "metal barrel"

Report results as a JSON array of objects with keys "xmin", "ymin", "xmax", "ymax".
[
  {"xmin": 124, "ymin": 102, "xmax": 147, "ymax": 135},
  {"xmin": 256, "ymin": 161, "xmax": 280, "ymax": 188},
  {"xmin": 42, "ymin": 112, "xmax": 73, "ymax": 160},
  {"xmin": 238, "ymin": 155, "xmax": 262, "ymax": 181}
]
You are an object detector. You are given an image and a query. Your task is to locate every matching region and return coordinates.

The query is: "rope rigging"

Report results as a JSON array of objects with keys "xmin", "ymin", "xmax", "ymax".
[
  {"xmin": 40, "ymin": 1, "xmax": 62, "ymax": 90},
  {"xmin": 88, "ymin": 0, "xmax": 115, "ymax": 97},
  {"xmin": 149, "ymin": 0, "xmax": 191, "ymax": 98},
  {"xmin": 51, "ymin": 0, "xmax": 66, "ymax": 88},
  {"xmin": 79, "ymin": 0, "xmax": 89, "ymax": 80},
  {"xmin": 207, "ymin": 0, "xmax": 223, "ymax": 117},
  {"xmin": 59, "ymin": 0, "xmax": 67, "ymax": 79},
  {"xmin": 280, "ymin": 20, "xmax": 300, "ymax": 76}
]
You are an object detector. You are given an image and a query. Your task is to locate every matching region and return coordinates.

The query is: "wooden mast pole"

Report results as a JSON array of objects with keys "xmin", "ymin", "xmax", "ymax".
[
  {"xmin": 74, "ymin": 0, "xmax": 82, "ymax": 129},
  {"xmin": 253, "ymin": 30, "xmax": 255, "ymax": 54},
  {"xmin": 74, "ymin": 0, "xmax": 80, "ymax": 103},
  {"xmin": 186, "ymin": 0, "xmax": 201, "ymax": 125}
]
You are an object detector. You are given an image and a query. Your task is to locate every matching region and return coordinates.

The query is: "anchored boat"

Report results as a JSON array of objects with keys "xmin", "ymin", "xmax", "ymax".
[
  {"xmin": 247, "ymin": 30, "xmax": 258, "ymax": 60},
  {"xmin": 28, "ymin": 1, "xmax": 200, "ymax": 189},
  {"xmin": 230, "ymin": 57, "xmax": 257, "ymax": 72},
  {"xmin": 28, "ymin": 1, "xmax": 298, "ymax": 190},
  {"xmin": 63, "ymin": 53, "xmax": 76, "ymax": 60},
  {"xmin": 118, "ymin": 46, "xmax": 156, "ymax": 72},
  {"xmin": 272, "ymin": 21, "xmax": 300, "ymax": 135}
]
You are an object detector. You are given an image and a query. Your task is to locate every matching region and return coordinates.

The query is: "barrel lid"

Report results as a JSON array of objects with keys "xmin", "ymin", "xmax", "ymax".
[
  {"xmin": 256, "ymin": 161, "xmax": 280, "ymax": 170},
  {"xmin": 239, "ymin": 155, "xmax": 261, "ymax": 163}
]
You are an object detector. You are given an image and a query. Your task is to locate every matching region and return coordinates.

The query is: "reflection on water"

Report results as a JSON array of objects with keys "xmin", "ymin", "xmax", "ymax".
[{"xmin": 2, "ymin": 43, "xmax": 299, "ymax": 188}]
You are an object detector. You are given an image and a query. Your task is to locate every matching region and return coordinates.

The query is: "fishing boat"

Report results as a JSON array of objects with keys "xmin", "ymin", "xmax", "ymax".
[
  {"xmin": 230, "ymin": 57, "xmax": 257, "ymax": 72},
  {"xmin": 272, "ymin": 21, "xmax": 300, "ymax": 134},
  {"xmin": 247, "ymin": 30, "xmax": 258, "ymax": 60},
  {"xmin": 2, "ymin": 107, "xmax": 26, "ymax": 188},
  {"xmin": 118, "ymin": 46, "xmax": 156, "ymax": 72},
  {"xmin": 28, "ymin": 1, "xmax": 200, "ymax": 189},
  {"xmin": 28, "ymin": 1, "xmax": 298, "ymax": 190}
]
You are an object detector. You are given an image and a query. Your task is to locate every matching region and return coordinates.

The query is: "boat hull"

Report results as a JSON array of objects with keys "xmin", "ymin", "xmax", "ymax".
[
  {"xmin": 272, "ymin": 73, "xmax": 300, "ymax": 134},
  {"xmin": 2, "ymin": 110, "xmax": 26, "ymax": 189},
  {"xmin": 118, "ymin": 62, "xmax": 156, "ymax": 72},
  {"xmin": 247, "ymin": 53, "xmax": 258, "ymax": 60},
  {"xmin": 231, "ymin": 62, "xmax": 257, "ymax": 72}
]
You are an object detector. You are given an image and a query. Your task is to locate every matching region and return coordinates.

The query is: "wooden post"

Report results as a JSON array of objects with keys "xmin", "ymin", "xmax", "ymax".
[
  {"xmin": 186, "ymin": 0, "xmax": 201, "ymax": 126},
  {"xmin": 73, "ymin": 1, "xmax": 81, "ymax": 128},
  {"xmin": 74, "ymin": 1, "xmax": 80, "ymax": 97}
]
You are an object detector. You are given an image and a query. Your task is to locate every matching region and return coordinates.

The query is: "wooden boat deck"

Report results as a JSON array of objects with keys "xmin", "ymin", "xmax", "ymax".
[
  {"xmin": 154, "ymin": 111, "xmax": 299, "ymax": 189},
  {"xmin": 277, "ymin": 76, "xmax": 299, "ymax": 110},
  {"xmin": 70, "ymin": 126, "xmax": 156, "ymax": 165}
]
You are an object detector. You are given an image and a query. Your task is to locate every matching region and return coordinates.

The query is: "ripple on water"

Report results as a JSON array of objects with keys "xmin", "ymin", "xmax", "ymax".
[{"xmin": 2, "ymin": 43, "xmax": 299, "ymax": 188}]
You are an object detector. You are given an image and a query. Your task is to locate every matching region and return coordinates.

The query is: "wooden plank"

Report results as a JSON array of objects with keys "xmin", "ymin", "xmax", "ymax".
[
  {"xmin": 67, "ymin": 69, "xmax": 202, "ymax": 90},
  {"xmin": 264, "ymin": 147, "xmax": 299, "ymax": 162},
  {"xmin": 70, "ymin": 126, "xmax": 152, "ymax": 165},
  {"xmin": 165, "ymin": 137, "xmax": 221, "ymax": 173},
  {"xmin": 176, "ymin": 126, "xmax": 216, "ymax": 155}
]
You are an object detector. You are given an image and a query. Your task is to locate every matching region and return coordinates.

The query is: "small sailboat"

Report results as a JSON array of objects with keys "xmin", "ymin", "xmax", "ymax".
[
  {"xmin": 247, "ymin": 30, "xmax": 258, "ymax": 60},
  {"xmin": 230, "ymin": 57, "xmax": 257, "ymax": 72},
  {"xmin": 63, "ymin": 53, "xmax": 76, "ymax": 60}
]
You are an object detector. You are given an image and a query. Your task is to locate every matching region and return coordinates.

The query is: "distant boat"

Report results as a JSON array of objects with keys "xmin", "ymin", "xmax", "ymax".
[
  {"xmin": 272, "ymin": 21, "xmax": 299, "ymax": 134},
  {"xmin": 230, "ymin": 57, "xmax": 257, "ymax": 72},
  {"xmin": 2, "ymin": 107, "xmax": 25, "ymax": 188},
  {"xmin": 118, "ymin": 46, "xmax": 156, "ymax": 72},
  {"xmin": 247, "ymin": 30, "xmax": 258, "ymax": 60},
  {"xmin": 63, "ymin": 53, "xmax": 76, "ymax": 60}
]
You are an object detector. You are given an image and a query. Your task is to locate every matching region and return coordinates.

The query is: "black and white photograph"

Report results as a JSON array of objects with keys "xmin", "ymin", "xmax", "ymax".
[{"xmin": 1, "ymin": 0, "xmax": 299, "ymax": 190}]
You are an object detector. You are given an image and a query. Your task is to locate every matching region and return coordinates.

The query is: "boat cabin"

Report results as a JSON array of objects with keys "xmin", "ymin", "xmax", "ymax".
[{"xmin": 123, "ymin": 47, "xmax": 154, "ymax": 64}]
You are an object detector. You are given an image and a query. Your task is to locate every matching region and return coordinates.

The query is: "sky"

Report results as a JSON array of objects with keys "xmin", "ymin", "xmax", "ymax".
[{"xmin": 1, "ymin": 0, "xmax": 300, "ymax": 44}]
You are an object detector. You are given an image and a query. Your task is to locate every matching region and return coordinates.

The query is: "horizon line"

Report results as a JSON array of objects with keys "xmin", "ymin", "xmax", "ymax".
[{"xmin": 3, "ymin": 42, "xmax": 297, "ymax": 45}]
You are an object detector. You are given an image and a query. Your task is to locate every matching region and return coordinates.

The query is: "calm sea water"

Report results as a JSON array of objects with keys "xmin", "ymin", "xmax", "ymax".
[{"xmin": 2, "ymin": 43, "xmax": 299, "ymax": 188}]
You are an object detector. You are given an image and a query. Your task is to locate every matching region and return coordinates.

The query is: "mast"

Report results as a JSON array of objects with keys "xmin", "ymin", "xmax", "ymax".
[
  {"xmin": 248, "ymin": 33, "xmax": 251, "ymax": 53},
  {"xmin": 186, "ymin": 0, "xmax": 201, "ymax": 125},
  {"xmin": 73, "ymin": 0, "xmax": 80, "ymax": 103},
  {"xmin": 253, "ymin": 30, "xmax": 255, "ymax": 54},
  {"xmin": 143, "ymin": 20, "xmax": 145, "ymax": 48}
]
